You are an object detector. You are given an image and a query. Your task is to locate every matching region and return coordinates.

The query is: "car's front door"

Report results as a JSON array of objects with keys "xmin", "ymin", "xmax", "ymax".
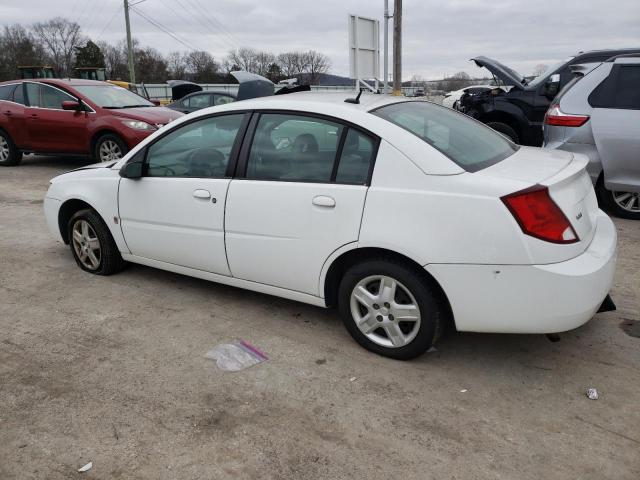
[
  {"xmin": 118, "ymin": 113, "xmax": 249, "ymax": 275},
  {"xmin": 24, "ymin": 82, "xmax": 89, "ymax": 153},
  {"xmin": 225, "ymin": 112, "xmax": 378, "ymax": 295},
  {"xmin": 590, "ymin": 64, "xmax": 640, "ymax": 193}
]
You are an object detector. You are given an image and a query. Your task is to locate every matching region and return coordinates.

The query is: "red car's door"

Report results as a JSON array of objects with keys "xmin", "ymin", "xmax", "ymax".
[
  {"xmin": 0, "ymin": 83, "xmax": 28, "ymax": 147},
  {"xmin": 24, "ymin": 82, "xmax": 90, "ymax": 153}
]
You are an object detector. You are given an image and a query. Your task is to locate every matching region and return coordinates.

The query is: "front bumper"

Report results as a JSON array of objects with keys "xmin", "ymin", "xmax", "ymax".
[
  {"xmin": 426, "ymin": 211, "xmax": 617, "ymax": 333},
  {"xmin": 44, "ymin": 196, "xmax": 63, "ymax": 243}
]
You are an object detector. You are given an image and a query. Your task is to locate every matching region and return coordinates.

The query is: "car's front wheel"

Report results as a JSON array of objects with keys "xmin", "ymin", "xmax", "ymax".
[
  {"xmin": 0, "ymin": 130, "xmax": 22, "ymax": 166},
  {"xmin": 486, "ymin": 121, "xmax": 519, "ymax": 144},
  {"xmin": 598, "ymin": 180, "xmax": 640, "ymax": 220},
  {"xmin": 68, "ymin": 209, "xmax": 125, "ymax": 275},
  {"xmin": 338, "ymin": 259, "xmax": 444, "ymax": 360},
  {"xmin": 95, "ymin": 134, "xmax": 128, "ymax": 163}
]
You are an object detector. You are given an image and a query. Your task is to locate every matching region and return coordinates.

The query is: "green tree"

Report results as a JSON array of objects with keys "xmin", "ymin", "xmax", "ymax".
[{"xmin": 74, "ymin": 40, "xmax": 105, "ymax": 68}]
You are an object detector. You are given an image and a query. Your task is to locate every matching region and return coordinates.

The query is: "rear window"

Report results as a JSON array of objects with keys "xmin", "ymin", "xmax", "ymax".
[{"xmin": 372, "ymin": 101, "xmax": 518, "ymax": 172}]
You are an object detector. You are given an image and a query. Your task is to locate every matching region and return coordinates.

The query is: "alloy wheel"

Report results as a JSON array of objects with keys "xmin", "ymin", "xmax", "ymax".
[
  {"xmin": 99, "ymin": 140, "xmax": 123, "ymax": 162},
  {"xmin": 612, "ymin": 191, "xmax": 640, "ymax": 213},
  {"xmin": 72, "ymin": 220, "xmax": 101, "ymax": 270},
  {"xmin": 350, "ymin": 275, "xmax": 422, "ymax": 348},
  {"xmin": 0, "ymin": 136, "xmax": 10, "ymax": 162}
]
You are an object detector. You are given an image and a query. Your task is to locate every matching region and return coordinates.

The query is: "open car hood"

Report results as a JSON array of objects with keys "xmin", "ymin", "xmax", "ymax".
[
  {"xmin": 471, "ymin": 56, "xmax": 525, "ymax": 90},
  {"xmin": 231, "ymin": 71, "xmax": 275, "ymax": 100},
  {"xmin": 167, "ymin": 80, "xmax": 202, "ymax": 101}
]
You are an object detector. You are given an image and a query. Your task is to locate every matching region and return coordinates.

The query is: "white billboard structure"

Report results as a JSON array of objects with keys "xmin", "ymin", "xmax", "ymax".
[{"xmin": 348, "ymin": 14, "xmax": 380, "ymax": 92}]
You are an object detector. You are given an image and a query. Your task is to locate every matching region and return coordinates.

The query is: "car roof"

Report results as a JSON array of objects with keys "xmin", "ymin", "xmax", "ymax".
[{"xmin": 128, "ymin": 92, "xmax": 466, "ymax": 176}]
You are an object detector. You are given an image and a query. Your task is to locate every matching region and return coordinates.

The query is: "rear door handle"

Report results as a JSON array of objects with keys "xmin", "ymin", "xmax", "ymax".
[
  {"xmin": 193, "ymin": 189, "xmax": 211, "ymax": 200},
  {"xmin": 30, "ymin": 113, "xmax": 38, "ymax": 118},
  {"xmin": 3, "ymin": 110, "xmax": 12, "ymax": 116},
  {"xmin": 312, "ymin": 195, "xmax": 336, "ymax": 208}
]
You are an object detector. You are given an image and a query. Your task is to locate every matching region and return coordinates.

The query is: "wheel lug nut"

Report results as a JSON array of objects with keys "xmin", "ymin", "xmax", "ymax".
[
  {"xmin": 388, "ymin": 314, "xmax": 395, "ymax": 321},
  {"xmin": 373, "ymin": 303, "xmax": 380, "ymax": 310},
  {"xmin": 376, "ymin": 315, "xmax": 383, "ymax": 322},
  {"xmin": 384, "ymin": 302, "xmax": 390, "ymax": 308}
]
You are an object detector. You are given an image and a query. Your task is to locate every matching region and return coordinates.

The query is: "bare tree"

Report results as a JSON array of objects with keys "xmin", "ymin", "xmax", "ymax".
[
  {"xmin": 532, "ymin": 63, "xmax": 549, "ymax": 77},
  {"xmin": 304, "ymin": 50, "xmax": 330, "ymax": 85},
  {"xmin": 33, "ymin": 17, "xmax": 82, "ymax": 76},
  {"xmin": 166, "ymin": 51, "xmax": 187, "ymax": 79},
  {"xmin": 97, "ymin": 40, "xmax": 128, "ymax": 81},
  {"xmin": 0, "ymin": 25, "xmax": 46, "ymax": 80},
  {"xmin": 184, "ymin": 51, "xmax": 218, "ymax": 83},
  {"xmin": 254, "ymin": 51, "xmax": 275, "ymax": 77},
  {"xmin": 226, "ymin": 48, "xmax": 258, "ymax": 73},
  {"xmin": 277, "ymin": 51, "xmax": 308, "ymax": 77}
]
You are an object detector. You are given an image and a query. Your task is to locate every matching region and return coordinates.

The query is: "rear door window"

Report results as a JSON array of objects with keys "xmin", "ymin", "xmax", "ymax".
[
  {"xmin": 589, "ymin": 65, "xmax": 640, "ymax": 110},
  {"xmin": 188, "ymin": 93, "xmax": 212, "ymax": 109},
  {"xmin": 246, "ymin": 113, "xmax": 343, "ymax": 182},
  {"xmin": 372, "ymin": 101, "xmax": 518, "ymax": 172}
]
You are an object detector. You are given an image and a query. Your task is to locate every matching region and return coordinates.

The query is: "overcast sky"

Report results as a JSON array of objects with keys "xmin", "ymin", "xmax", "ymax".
[{"xmin": 2, "ymin": 0, "xmax": 639, "ymax": 79}]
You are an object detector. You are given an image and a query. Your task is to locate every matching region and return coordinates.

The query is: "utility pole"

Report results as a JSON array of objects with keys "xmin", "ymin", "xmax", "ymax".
[
  {"xmin": 383, "ymin": 0, "xmax": 390, "ymax": 94},
  {"xmin": 392, "ymin": 0, "xmax": 402, "ymax": 96},
  {"xmin": 124, "ymin": 0, "xmax": 136, "ymax": 84}
]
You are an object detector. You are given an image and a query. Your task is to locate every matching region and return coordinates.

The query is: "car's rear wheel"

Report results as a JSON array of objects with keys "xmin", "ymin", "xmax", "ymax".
[
  {"xmin": 68, "ymin": 209, "xmax": 125, "ymax": 275},
  {"xmin": 0, "ymin": 130, "xmax": 22, "ymax": 166},
  {"xmin": 338, "ymin": 259, "xmax": 444, "ymax": 360},
  {"xmin": 598, "ymin": 179, "xmax": 640, "ymax": 220},
  {"xmin": 486, "ymin": 121, "xmax": 519, "ymax": 144},
  {"xmin": 95, "ymin": 134, "xmax": 128, "ymax": 163}
]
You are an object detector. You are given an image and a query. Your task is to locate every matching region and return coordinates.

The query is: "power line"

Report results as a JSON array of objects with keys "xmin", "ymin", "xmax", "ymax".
[
  {"xmin": 157, "ymin": 0, "xmax": 227, "ymax": 53},
  {"xmin": 181, "ymin": 0, "xmax": 245, "ymax": 51},
  {"xmin": 85, "ymin": 0, "xmax": 111, "ymax": 34},
  {"xmin": 96, "ymin": 3, "xmax": 124, "ymax": 41},
  {"xmin": 129, "ymin": 5, "xmax": 204, "ymax": 52}
]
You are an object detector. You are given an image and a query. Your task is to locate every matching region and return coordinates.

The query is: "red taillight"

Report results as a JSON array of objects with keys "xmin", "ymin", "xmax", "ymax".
[
  {"xmin": 544, "ymin": 104, "xmax": 589, "ymax": 127},
  {"xmin": 501, "ymin": 185, "xmax": 578, "ymax": 244}
]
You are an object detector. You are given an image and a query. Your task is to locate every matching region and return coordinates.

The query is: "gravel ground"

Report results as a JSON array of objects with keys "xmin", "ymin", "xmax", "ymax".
[{"xmin": 1, "ymin": 155, "xmax": 639, "ymax": 480}]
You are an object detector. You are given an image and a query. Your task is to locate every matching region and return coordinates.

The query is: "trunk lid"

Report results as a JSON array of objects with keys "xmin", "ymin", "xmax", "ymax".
[{"xmin": 479, "ymin": 147, "xmax": 598, "ymax": 263}]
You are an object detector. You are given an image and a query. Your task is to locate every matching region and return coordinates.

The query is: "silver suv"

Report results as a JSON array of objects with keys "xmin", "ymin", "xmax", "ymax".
[{"xmin": 543, "ymin": 54, "xmax": 640, "ymax": 219}]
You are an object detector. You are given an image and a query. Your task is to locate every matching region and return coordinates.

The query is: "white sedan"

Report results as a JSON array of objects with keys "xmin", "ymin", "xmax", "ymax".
[{"xmin": 44, "ymin": 92, "xmax": 617, "ymax": 359}]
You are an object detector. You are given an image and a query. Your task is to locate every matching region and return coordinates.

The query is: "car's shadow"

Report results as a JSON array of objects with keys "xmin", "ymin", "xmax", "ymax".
[{"xmin": 118, "ymin": 261, "xmax": 598, "ymax": 367}]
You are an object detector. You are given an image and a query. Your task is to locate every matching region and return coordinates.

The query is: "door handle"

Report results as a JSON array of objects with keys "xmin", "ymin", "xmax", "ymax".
[
  {"xmin": 312, "ymin": 195, "xmax": 336, "ymax": 208},
  {"xmin": 3, "ymin": 110, "xmax": 12, "ymax": 116},
  {"xmin": 193, "ymin": 189, "xmax": 211, "ymax": 200},
  {"xmin": 30, "ymin": 113, "xmax": 38, "ymax": 118}
]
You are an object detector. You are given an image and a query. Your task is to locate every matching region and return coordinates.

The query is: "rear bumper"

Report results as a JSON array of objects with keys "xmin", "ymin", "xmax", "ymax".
[{"xmin": 426, "ymin": 211, "xmax": 617, "ymax": 333}]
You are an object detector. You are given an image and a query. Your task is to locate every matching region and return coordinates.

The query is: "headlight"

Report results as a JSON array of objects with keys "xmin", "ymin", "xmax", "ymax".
[{"xmin": 121, "ymin": 120, "xmax": 156, "ymax": 131}]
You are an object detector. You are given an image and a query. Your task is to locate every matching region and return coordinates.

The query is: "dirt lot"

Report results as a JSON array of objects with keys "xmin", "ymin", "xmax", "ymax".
[{"xmin": 1, "ymin": 155, "xmax": 639, "ymax": 480}]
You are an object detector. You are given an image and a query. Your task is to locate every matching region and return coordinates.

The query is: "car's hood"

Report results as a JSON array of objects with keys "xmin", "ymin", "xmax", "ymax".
[
  {"xmin": 471, "ymin": 56, "xmax": 525, "ymax": 90},
  {"xmin": 231, "ymin": 71, "xmax": 275, "ymax": 100},
  {"xmin": 110, "ymin": 107, "xmax": 183, "ymax": 126}
]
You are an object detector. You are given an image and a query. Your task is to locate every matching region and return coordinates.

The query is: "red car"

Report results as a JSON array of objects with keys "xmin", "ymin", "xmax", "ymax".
[{"xmin": 0, "ymin": 78, "xmax": 183, "ymax": 166}]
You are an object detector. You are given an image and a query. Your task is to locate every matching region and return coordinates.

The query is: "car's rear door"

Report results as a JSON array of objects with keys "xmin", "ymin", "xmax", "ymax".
[
  {"xmin": 118, "ymin": 112, "xmax": 249, "ymax": 275},
  {"xmin": 224, "ymin": 112, "xmax": 378, "ymax": 295},
  {"xmin": 24, "ymin": 82, "xmax": 88, "ymax": 153},
  {"xmin": 0, "ymin": 83, "xmax": 29, "ymax": 147},
  {"xmin": 589, "ymin": 63, "xmax": 640, "ymax": 193}
]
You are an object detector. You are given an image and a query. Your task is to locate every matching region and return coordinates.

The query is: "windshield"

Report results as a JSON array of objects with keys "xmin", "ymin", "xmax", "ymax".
[
  {"xmin": 372, "ymin": 101, "xmax": 518, "ymax": 172},
  {"xmin": 527, "ymin": 57, "xmax": 575, "ymax": 87},
  {"xmin": 73, "ymin": 85, "xmax": 154, "ymax": 109}
]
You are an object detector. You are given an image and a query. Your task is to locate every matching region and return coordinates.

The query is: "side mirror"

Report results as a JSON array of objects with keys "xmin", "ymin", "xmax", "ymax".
[
  {"xmin": 543, "ymin": 74, "xmax": 561, "ymax": 99},
  {"xmin": 62, "ymin": 100, "xmax": 82, "ymax": 111},
  {"xmin": 119, "ymin": 161, "xmax": 143, "ymax": 179}
]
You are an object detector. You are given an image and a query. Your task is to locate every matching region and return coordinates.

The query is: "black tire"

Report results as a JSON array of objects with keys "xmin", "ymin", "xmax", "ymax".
[
  {"xmin": 68, "ymin": 209, "xmax": 125, "ymax": 275},
  {"xmin": 338, "ymin": 259, "xmax": 445, "ymax": 360},
  {"xmin": 486, "ymin": 121, "xmax": 519, "ymax": 144},
  {"xmin": 94, "ymin": 133, "xmax": 128, "ymax": 163},
  {"xmin": 597, "ymin": 177, "xmax": 640, "ymax": 220},
  {"xmin": 0, "ymin": 129, "xmax": 22, "ymax": 166}
]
